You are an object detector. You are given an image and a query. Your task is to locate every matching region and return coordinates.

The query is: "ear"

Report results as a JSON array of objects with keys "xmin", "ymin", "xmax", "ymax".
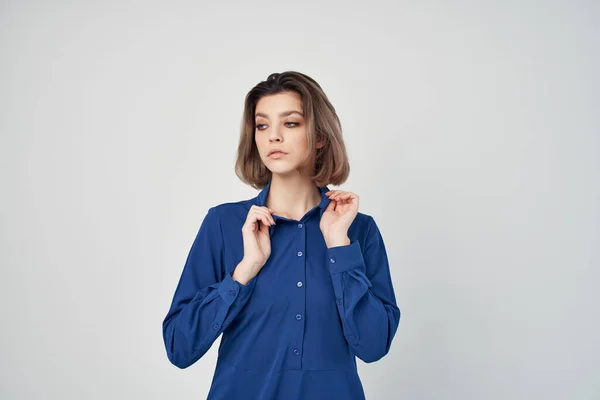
[{"xmin": 315, "ymin": 137, "xmax": 326, "ymax": 149}]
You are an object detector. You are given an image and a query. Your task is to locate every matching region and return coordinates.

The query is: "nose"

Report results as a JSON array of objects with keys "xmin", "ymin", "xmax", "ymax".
[{"xmin": 268, "ymin": 124, "xmax": 282, "ymax": 142}]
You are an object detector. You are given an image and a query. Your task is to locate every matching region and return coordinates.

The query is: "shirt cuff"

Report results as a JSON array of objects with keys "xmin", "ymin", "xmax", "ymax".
[
  {"xmin": 326, "ymin": 240, "xmax": 365, "ymax": 274},
  {"xmin": 218, "ymin": 271, "xmax": 256, "ymax": 306}
]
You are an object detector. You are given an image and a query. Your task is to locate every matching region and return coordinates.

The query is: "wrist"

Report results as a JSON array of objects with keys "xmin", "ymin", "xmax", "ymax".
[
  {"xmin": 232, "ymin": 268, "xmax": 251, "ymax": 286},
  {"xmin": 325, "ymin": 236, "xmax": 351, "ymax": 248},
  {"xmin": 233, "ymin": 259, "xmax": 259, "ymax": 285}
]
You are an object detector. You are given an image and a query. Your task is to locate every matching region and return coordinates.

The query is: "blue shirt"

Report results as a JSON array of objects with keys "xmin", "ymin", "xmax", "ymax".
[{"xmin": 162, "ymin": 179, "xmax": 401, "ymax": 399}]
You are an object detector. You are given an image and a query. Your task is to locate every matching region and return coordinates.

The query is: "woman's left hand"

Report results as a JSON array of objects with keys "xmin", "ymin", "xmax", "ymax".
[{"xmin": 320, "ymin": 190, "xmax": 359, "ymax": 248}]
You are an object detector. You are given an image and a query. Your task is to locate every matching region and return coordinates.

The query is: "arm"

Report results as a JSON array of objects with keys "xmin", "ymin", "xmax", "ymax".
[
  {"xmin": 326, "ymin": 216, "xmax": 401, "ymax": 363},
  {"xmin": 162, "ymin": 206, "xmax": 256, "ymax": 369}
]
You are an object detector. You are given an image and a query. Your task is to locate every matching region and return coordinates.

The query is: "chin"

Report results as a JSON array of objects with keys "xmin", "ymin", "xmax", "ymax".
[
  {"xmin": 265, "ymin": 162, "xmax": 299, "ymax": 175},
  {"xmin": 267, "ymin": 167, "xmax": 296, "ymax": 175}
]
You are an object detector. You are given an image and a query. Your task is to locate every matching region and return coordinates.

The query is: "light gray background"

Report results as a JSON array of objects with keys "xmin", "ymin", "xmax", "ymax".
[{"xmin": 1, "ymin": 0, "xmax": 598, "ymax": 399}]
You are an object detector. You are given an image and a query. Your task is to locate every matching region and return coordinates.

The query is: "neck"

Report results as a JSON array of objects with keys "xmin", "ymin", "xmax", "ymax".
[{"xmin": 266, "ymin": 174, "xmax": 322, "ymax": 220}]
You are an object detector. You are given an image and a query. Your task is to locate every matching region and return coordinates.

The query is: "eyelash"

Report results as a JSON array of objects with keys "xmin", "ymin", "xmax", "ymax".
[{"xmin": 255, "ymin": 122, "xmax": 299, "ymax": 130}]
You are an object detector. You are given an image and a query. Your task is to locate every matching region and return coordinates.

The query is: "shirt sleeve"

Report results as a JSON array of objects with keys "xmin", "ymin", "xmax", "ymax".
[
  {"xmin": 326, "ymin": 215, "xmax": 401, "ymax": 363},
  {"xmin": 162, "ymin": 206, "xmax": 256, "ymax": 369}
]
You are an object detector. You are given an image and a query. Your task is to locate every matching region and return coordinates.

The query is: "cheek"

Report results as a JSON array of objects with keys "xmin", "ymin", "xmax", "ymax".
[
  {"xmin": 295, "ymin": 132, "xmax": 310, "ymax": 148},
  {"xmin": 254, "ymin": 135, "xmax": 265, "ymax": 150}
]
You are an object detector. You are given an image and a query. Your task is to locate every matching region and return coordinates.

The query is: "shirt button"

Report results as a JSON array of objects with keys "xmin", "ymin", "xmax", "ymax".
[
  {"xmin": 229, "ymin": 289, "xmax": 236, "ymax": 296},
  {"xmin": 293, "ymin": 349, "xmax": 300, "ymax": 356},
  {"xmin": 295, "ymin": 314, "xmax": 302, "ymax": 320},
  {"xmin": 298, "ymin": 223, "xmax": 303, "ymax": 228},
  {"xmin": 330, "ymin": 257, "xmax": 336, "ymax": 263},
  {"xmin": 297, "ymin": 281, "xmax": 303, "ymax": 287},
  {"xmin": 297, "ymin": 251, "xmax": 303, "ymax": 257},
  {"xmin": 213, "ymin": 323, "xmax": 219, "ymax": 330},
  {"xmin": 337, "ymin": 298, "xmax": 343, "ymax": 305}
]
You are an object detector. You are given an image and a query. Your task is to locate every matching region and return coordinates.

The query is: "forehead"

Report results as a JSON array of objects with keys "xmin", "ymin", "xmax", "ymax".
[{"xmin": 255, "ymin": 92, "xmax": 303, "ymax": 117}]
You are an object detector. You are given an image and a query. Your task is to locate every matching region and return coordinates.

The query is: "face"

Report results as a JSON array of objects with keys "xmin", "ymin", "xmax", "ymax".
[{"xmin": 254, "ymin": 91, "xmax": 317, "ymax": 177}]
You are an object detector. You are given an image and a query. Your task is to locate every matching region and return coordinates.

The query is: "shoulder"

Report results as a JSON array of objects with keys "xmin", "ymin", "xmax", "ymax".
[
  {"xmin": 352, "ymin": 211, "xmax": 375, "ymax": 229},
  {"xmin": 350, "ymin": 211, "xmax": 386, "ymax": 245},
  {"xmin": 205, "ymin": 197, "xmax": 258, "ymax": 222},
  {"xmin": 211, "ymin": 197, "xmax": 256, "ymax": 212},
  {"xmin": 347, "ymin": 211, "xmax": 377, "ymax": 240}
]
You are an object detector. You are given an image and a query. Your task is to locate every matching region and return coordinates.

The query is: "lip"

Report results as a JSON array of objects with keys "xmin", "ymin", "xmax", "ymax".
[
  {"xmin": 268, "ymin": 151, "xmax": 287, "ymax": 159},
  {"xmin": 268, "ymin": 149, "xmax": 288, "ymax": 157}
]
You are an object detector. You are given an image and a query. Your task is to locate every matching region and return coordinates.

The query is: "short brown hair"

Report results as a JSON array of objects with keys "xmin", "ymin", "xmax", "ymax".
[{"xmin": 235, "ymin": 71, "xmax": 350, "ymax": 189}]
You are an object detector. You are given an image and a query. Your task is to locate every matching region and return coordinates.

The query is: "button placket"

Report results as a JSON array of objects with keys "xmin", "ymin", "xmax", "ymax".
[{"xmin": 292, "ymin": 219, "xmax": 307, "ymax": 368}]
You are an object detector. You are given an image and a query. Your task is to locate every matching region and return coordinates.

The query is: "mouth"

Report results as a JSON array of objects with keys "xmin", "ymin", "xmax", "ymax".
[{"xmin": 268, "ymin": 151, "xmax": 288, "ymax": 158}]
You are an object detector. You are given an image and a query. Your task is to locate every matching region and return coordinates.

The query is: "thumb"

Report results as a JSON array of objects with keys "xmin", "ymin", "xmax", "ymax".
[
  {"xmin": 325, "ymin": 199, "xmax": 336, "ymax": 212},
  {"xmin": 259, "ymin": 220, "xmax": 270, "ymax": 236}
]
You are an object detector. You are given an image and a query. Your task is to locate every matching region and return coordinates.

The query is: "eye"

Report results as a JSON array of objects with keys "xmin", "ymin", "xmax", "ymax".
[{"xmin": 255, "ymin": 122, "xmax": 299, "ymax": 130}]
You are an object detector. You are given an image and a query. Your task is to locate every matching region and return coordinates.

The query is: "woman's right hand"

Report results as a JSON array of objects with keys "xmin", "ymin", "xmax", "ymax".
[{"xmin": 234, "ymin": 205, "xmax": 276, "ymax": 284}]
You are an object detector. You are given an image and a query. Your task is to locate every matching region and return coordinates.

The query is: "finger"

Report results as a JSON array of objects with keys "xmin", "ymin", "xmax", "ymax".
[
  {"xmin": 256, "ymin": 208, "xmax": 276, "ymax": 225},
  {"xmin": 264, "ymin": 208, "xmax": 276, "ymax": 224},
  {"xmin": 335, "ymin": 192, "xmax": 353, "ymax": 200},
  {"xmin": 324, "ymin": 199, "xmax": 336, "ymax": 212},
  {"xmin": 334, "ymin": 192, "xmax": 356, "ymax": 201},
  {"xmin": 257, "ymin": 215, "xmax": 272, "ymax": 228},
  {"xmin": 254, "ymin": 206, "xmax": 276, "ymax": 224},
  {"xmin": 249, "ymin": 211, "xmax": 272, "ymax": 227},
  {"xmin": 259, "ymin": 219, "xmax": 270, "ymax": 235},
  {"xmin": 250, "ymin": 207, "xmax": 275, "ymax": 225},
  {"xmin": 251, "ymin": 205, "xmax": 273, "ymax": 213},
  {"xmin": 260, "ymin": 211, "xmax": 276, "ymax": 226},
  {"xmin": 330, "ymin": 191, "xmax": 346, "ymax": 200},
  {"xmin": 258, "ymin": 213, "xmax": 274, "ymax": 226}
]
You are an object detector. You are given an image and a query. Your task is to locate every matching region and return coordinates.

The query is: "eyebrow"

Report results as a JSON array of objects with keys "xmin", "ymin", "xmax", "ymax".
[{"xmin": 255, "ymin": 110, "xmax": 304, "ymax": 119}]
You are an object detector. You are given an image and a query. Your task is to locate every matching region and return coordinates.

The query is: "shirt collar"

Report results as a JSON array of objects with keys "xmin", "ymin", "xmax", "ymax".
[{"xmin": 255, "ymin": 178, "xmax": 331, "ymax": 234}]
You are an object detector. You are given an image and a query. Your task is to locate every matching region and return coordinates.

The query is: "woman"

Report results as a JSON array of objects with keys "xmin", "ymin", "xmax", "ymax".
[{"xmin": 162, "ymin": 71, "xmax": 401, "ymax": 399}]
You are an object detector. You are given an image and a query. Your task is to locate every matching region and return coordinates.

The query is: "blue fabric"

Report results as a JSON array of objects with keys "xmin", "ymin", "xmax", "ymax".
[{"xmin": 162, "ymin": 179, "xmax": 401, "ymax": 399}]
